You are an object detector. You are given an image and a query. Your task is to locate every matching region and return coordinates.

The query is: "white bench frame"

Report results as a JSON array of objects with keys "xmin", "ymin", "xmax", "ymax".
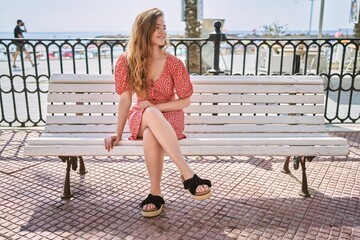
[{"xmin": 24, "ymin": 74, "xmax": 349, "ymax": 199}]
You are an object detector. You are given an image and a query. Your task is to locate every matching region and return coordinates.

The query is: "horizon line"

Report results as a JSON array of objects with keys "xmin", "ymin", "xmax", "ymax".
[{"xmin": 0, "ymin": 28, "xmax": 354, "ymax": 33}]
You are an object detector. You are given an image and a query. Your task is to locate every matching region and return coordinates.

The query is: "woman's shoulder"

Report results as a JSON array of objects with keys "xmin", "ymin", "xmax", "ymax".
[
  {"xmin": 166, "ymin": 53, "xmax": 185, "ymax": 67},
  {"xmin": 116, "ymin": 53, "xmax": 128, "ymax": 65},
  {"xmin": 115, "ymin": 53, "xmax": 128, "ymax": 69},
  {"xmin": 115, "ymin": 53, "xmax": 129, "ymax": 74}
]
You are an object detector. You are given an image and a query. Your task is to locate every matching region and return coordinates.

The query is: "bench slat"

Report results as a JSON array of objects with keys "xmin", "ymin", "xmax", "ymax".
[
  {"xmin": 191, "ymin": 75, "xmax": 323, "ymax": 85},
  {"xmin": 48, "ymin": 93, "xmax": 120, "ymax": 103},
  {"xmin": 186, "ymin": 105, "xmax": 324, "ymax": 114},
  {"xmin": 23, "ymin": 145, "xmax": 349, "ymax": 157},
  {"xmin": 186, "ymin": 133, "xmax": 331, "ymax": 138},
  {"xmin": 191, "ymin": 94, "xmax": 324, "ymax": 104},
  {"xmin": 49, "ymin": 74, "xmax": 323, "ymax": 85},
  {"xmin": 45, "ymin": 115, "xmax": 325, "ymax": 125},
  {"xmin": 50, "ymin": 74, "xmax": 114, "ymax": 83},
  {"xmin": 47, "ymin": 105, "xmax": 116, "ymax": 114},
  {"xmin": 49, "ymin": 84, "xmax": 323, "ymax": 94},
  {"xmin": 44, "ymin": 125, "xmax": 120, "ymax": 133},
  {"xmin": 185, "ymin": 115, "xmax": 325, "ymax": 124},
  {"xmin": 43, "ymin": 124, "xmax": 326, "ymax": 133},
  {"xmin": 47, "ymin": 93, "xmax": 324, "ymax": 104},
  {"xmin": 49, "ymin": 84, "xmax": 115, "ymax": 93},
  {"xmin": 185, "ymin": 125, "xmax": 326, "ymax": 133},
  {"xmin": 26, "ymin": 137, "xmax": 348, "ymax": 146},
  {"xmin": 40, "ymin": 132, "xmax": 330, "ymax": 138},
  {"xmin": 193, "ymin": 85, "xmax": 323, "ymax": 94},
  {"xmin": 46, "ymin": 104, "xmax": 324, "ymax": 114}
]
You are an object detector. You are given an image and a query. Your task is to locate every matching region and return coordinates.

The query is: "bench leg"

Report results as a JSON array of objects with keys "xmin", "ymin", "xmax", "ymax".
[
  {"xmin": 59, "ymin": 156, "xmax": 78, "ymax": 199},
  {"xmin": 282, "ymin": 156, "xmax": 291, "ymax": 174},
  {"xmin": 298, "ymin": 156, "xmax": 314, "ymax": 198},
  {"xmin": 78, "ymin": 156, "xmax": 87, "ymax": 175}
]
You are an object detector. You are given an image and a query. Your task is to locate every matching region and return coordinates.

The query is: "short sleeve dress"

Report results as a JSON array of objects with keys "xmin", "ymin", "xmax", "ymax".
[{"xmin": 114, "ymin": 53, "xmax": 193, "ymax": 140}]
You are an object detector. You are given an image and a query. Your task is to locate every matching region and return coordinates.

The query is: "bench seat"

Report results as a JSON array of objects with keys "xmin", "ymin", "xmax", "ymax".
[{"xmin": 25, "ymin": 135, "xmax": 348, "ymax": 156}]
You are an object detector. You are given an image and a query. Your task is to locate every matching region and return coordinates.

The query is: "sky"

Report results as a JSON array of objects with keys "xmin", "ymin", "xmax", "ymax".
[{"xmin": 0, "ymin": 0, "xmax": 356, "ymax": 34}]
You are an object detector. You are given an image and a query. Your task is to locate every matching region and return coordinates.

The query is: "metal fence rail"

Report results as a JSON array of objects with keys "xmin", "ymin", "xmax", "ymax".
[{"xmin": 0, "ymin": 23, "xmax": 359, "ymax": 126}]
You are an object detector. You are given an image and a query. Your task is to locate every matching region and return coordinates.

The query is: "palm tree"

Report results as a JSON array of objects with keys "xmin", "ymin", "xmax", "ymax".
[
  {"xmin": 185, "ymin": 0, "xmax": 201, "ymax": 74},
  {"xmin": 353, "ymin": 1, "xmax": 360, "ymax": 37},
  {"xmin": 355, "ymin": 19, "xmax": 360, "ymax": 37}
]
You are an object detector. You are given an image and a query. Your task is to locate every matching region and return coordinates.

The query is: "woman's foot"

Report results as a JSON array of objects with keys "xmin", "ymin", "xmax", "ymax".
[
  {"xmin": 182, "ymin": 174, "xmax": 212, "ymax": 201},
  {"xmin": 140, "ymin": 194, "xmax": 165, "ymax": 218}
]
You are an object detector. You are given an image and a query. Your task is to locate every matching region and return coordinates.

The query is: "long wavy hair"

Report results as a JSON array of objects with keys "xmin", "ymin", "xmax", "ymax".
[{"xmin": 127, "ymin": 8, "xmax": 169, "ymax": 99}]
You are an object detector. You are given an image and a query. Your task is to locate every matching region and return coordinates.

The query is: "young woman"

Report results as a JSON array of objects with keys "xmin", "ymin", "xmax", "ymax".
[{"xmin": 104, "ymin": 8, "xmax": 212, "ymax": 218}]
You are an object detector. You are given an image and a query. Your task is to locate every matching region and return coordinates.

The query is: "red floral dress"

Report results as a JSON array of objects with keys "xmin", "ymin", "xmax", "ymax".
[{"xmin": 114, "ymin": 53, "xmax": 193, "ymax": 140}]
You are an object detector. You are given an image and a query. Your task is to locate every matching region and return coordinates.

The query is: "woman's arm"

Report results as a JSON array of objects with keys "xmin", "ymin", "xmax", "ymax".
[
  {"xmin": 155, "ymin": 97, "xmax": 190, "ymax": 112},
  {"xmin": 138, "ymin": 97, "xmax": 190, "ymax": 112},
  {"xmin": 116, "ymin": 91, "xmax": 132, "ymax": 136},
  {"xmin": 105, "ymin": 91, "xmax": 132, "ymax": 151}
]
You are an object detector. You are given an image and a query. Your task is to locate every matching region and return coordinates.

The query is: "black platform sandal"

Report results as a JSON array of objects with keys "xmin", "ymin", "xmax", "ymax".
[
  {"xmin": 182, "ymin": 174, "xmax": 212, "ymax": 201},
  {"xmin": 140, "ymin": 194, "xmax": 165, "ymax": 218}
]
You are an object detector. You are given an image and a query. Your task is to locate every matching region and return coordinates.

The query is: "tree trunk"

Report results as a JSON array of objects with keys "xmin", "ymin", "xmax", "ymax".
[
  {"xmin": 354, "ymin": 6, "xmax": 360, "ymax": 37},
  {"xmin": 185, "ymin": 0, "xmax": 201, "ymax": 74}
]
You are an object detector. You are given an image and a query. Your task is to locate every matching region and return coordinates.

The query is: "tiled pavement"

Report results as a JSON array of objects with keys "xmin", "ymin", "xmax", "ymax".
[{"xmin": 0, "ymin": 130, "xmax": 359, "ymax": 240}]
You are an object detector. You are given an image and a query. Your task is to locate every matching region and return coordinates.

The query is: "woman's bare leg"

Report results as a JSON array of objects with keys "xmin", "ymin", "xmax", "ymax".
[
  {"xmin": 138, "ymin": 107, "xmax": 208, "ymax": 193},
  {"xmin": 142, "ymin": 127, "xmax": 164, "ymax": 211}
]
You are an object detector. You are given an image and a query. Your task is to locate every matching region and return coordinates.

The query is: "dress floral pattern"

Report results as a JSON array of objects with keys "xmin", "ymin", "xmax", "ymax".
[{"xmin": 114, "ymin": 53, "xmax": 193, "ymax": 140}]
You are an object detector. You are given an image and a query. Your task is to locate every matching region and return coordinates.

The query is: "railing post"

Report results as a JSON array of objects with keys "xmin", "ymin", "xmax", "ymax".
[{"xmin": 208, "ymin": 21, "xmax": 227, "ymax": 75}]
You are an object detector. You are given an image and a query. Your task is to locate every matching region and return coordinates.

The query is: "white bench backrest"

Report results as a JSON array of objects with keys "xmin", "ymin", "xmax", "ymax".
[{"xmin": 45, "ymin": 74, "xmax": 326, "ymax": 137}]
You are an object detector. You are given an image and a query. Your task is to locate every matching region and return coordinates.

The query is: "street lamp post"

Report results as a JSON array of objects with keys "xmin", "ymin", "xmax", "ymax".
[
  {"xmin": 308, "ymin": 0, "xmax": 315, "ymax": 36},
  {"xmin": 318, "ymin": 0, "xmax": 325, "ymax": 37}
]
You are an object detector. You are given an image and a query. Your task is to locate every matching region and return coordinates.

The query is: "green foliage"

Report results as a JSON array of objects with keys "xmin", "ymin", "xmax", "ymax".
[{"xmin": 260, "ymin": 22, "xmax": 288, "ymax": 37}]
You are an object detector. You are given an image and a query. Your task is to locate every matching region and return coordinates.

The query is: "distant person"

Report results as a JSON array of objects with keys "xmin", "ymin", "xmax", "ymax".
[
  {"xmin": 12, "ymin": 19, "xmax": 36, "ymax": 69},
  {"xmin": 104, "ymin": 8, "xmax": 212, "ymax": 218}
]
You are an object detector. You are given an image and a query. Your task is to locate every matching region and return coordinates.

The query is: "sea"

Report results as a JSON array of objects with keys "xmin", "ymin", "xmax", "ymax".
[
  {"xmin": 0, "ymin": 29, "xmax": 353, "ymax": 39},
  {"xmin": 0, "ymin": 31, "xmax": 131, "ymax": 39}
]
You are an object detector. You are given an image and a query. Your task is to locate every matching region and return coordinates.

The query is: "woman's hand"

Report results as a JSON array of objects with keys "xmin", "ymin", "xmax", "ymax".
[
  {"xmin": 104, "ymin": 135, "xmax": 122, "ymax": 152},
  {"xmin": 137, "ymin": 100, "xmax": 154, "ymax": 110}
]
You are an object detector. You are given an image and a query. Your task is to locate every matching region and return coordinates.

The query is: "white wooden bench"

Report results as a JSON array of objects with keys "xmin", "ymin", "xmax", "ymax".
[{"xmin": 23, "ymin": 74, "xmax": 349, "ymax": 199}]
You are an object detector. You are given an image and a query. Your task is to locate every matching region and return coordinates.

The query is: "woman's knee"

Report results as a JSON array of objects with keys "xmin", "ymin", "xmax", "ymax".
[{"xmin": 143, "ymin": 106, "xmax": 163, "ymax": 121}]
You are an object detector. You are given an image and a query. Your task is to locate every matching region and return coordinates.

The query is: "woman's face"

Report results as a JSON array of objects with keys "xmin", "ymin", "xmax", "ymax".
[{"xmin": 151, "ymin": 16, "xmax": 167, "ymax": 47}]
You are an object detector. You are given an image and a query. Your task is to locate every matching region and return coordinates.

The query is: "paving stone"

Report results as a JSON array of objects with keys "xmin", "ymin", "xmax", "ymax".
[{"xmin": 0, "ymin": 130, "xmax": 359, "ymax": 239}]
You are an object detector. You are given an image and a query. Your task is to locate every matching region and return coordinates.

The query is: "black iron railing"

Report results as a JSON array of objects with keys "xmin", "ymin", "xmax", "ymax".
[{"xmin": 0, "ymin": 22, "xmax": 359, "ymax": 126}]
